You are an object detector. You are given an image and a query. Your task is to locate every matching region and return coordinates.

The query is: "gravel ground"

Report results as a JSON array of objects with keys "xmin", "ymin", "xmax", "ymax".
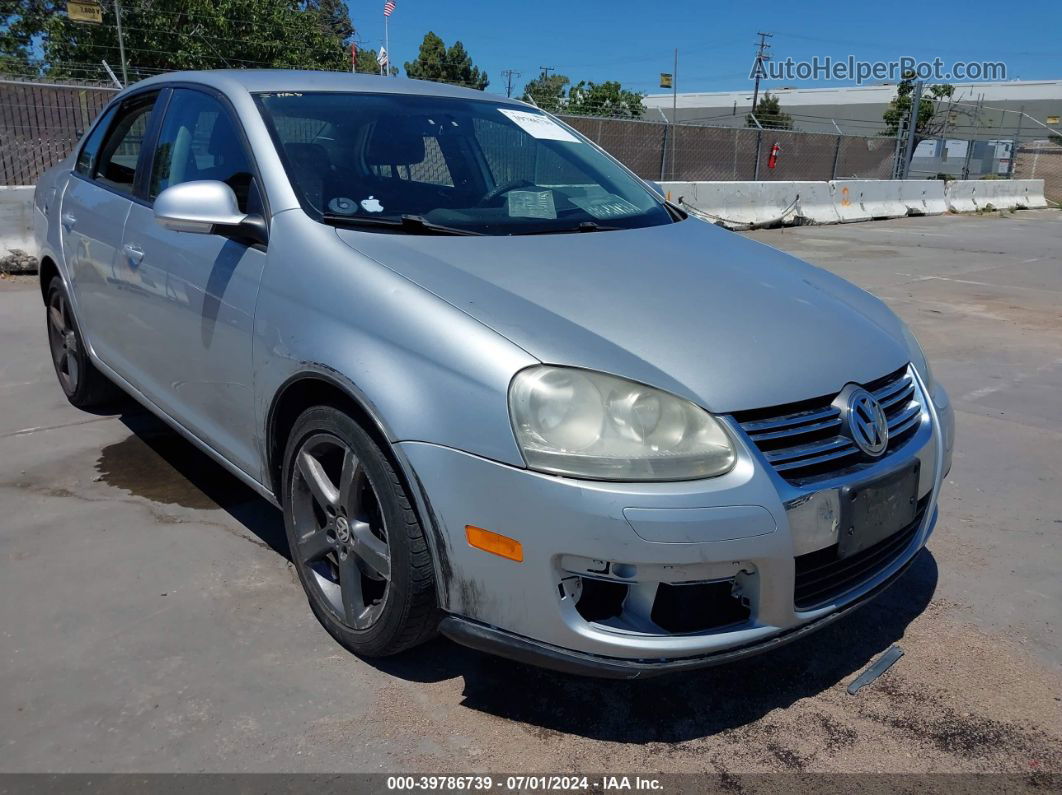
[{"xmin": 1, "ymin": 210, "xmax": 1060, "ymax": 779}]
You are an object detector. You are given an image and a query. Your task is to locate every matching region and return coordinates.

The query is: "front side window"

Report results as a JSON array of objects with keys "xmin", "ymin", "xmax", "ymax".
[
  {"xmin": 254, "ymin": 91, "xmax": 674, "ymax": 236},
  {"xmin": 94, "ymin": 93, "xmax": 158, "ymax": 194},
  {"xmin": 149, "ymin": 89, "xmax": 259, "ymax": 213}
]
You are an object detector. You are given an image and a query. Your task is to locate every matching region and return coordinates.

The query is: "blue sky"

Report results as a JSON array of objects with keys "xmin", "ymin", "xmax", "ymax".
[{"xmin": 354, "ymin": 0, "xmax": 1062, "ymax": 95}]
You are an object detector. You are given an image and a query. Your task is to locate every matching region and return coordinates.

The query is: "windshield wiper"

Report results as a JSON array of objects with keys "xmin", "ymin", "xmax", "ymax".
[
  {"xmin": 321, "ymin": 213, "xmax": 483, "ymax": 236},
  {"xmin": 515, "ymin": 221, "xmax": 624, "ymax": 235}
]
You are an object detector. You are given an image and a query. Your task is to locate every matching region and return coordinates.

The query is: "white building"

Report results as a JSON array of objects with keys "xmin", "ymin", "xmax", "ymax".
[{"xmin": 644, "ymin": 80, "xmax": 1062, "ymax": 140}]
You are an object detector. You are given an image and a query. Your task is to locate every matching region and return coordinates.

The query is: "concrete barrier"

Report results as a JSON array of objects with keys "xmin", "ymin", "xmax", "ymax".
[
  {"xmin": 943, "ymin": 180, "xmax": 978, "ymax": 213},
  {"xmin": 899, "ymin": 180, "xmax": 947, "ymax": 216},
  {"xmin": 829, "ymin": 180, "xmax": 908, "ymax": 222},
  {"xmin": 0, "ymin": 186, "xmax": 38, "ymax": 272},
  {"xmin": 661, "ymin": 180, "xmax": 839, "ymax": 227},
  {"xmin": 1015, "ymin": 179, "xmax": 1049, "ymax": 209},
  {"xmin": 945, "ymin": 179, "xmax": 1050, "ymax": 212},
  {"xmin": 665, "ymin": 178, "xmax": 1053, "ymax": 227}
]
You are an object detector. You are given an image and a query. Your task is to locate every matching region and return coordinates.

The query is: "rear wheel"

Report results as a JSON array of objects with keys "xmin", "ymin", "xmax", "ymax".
[
  {"xmin": 45, "ymin": 276, "xmax": 122, "ymax": 409},
  {"xmin": 282, "ymin": 406, "xmax": 438, "ymax": 657}
]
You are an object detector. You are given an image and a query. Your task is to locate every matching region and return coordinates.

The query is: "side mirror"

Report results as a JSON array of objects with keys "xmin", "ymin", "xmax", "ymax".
[
  {"xmin": 154, "ymin": 180, "xmax": 267, "ymax": 244},
  {"xmin": 644, "ymin": 179, "xmax": 665, "ymax": 198}
]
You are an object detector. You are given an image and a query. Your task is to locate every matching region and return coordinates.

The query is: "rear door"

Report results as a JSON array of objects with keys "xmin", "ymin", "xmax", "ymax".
[
  {"xmin": 119, "ymin": 86, "xmax": 268, "ymax": 478},
  {"xmin": 60, "ymin": 90, "xmax": 160, "ymax": 377}
]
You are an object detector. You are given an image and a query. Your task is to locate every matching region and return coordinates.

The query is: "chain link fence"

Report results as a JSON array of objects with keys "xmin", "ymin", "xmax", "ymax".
[
  {"xmin": 1015, "ymin": 143, "xmax": 1062, "ymax": 204},
  {"xmin": 558, "ymin": 115, "xmax": 896, "ymax": 181},
  {"xmin": 3, "ymin": 73, "xmax": 1055, "ymax": 199},
  {"xmin": 0, "ymin": 77, "xmax": 117, "ymax": 185},
  {"xmin": 1, "ymin": 74, "xmax": 901, "ymax": 187}
]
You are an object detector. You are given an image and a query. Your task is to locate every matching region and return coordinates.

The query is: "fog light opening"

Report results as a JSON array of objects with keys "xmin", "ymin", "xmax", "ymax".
[
  {"xmin": 650, "ymin": 579, "xmax": 751, "ymax": 634},
  {"xmin": 575, "ymin": 578, "xmax": 628, "ymax": 622}
]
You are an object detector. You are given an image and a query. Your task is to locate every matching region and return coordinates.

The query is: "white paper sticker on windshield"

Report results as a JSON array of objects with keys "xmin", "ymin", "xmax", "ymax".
[
  {"xmin": 498, "ymin": 109, "xmax": 580, "ymax": 142},
  {"xmin": 569, "ymin": 194, "xmax": 641, "ymax": 220},
  {"xmin": 507, "ymin": 190, "xmax": 557, "ymax": 219}
]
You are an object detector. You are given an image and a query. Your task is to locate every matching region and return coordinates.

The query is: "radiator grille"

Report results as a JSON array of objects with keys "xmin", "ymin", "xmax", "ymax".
[
  {"xmin": 793, "ymin": 497, "xmax": 928, "ymax": 610},
  {"xmin": 732, "ymin": 365, "xmax": 923, "ymax": 485}
]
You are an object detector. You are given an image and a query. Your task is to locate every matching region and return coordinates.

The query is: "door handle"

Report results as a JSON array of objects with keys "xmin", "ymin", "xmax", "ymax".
[
  {"xmin": 122, "ymin": 243, "xmax": 145, "ymax": 265},
  {"xmin": 61, "ymin": 213, "xmax": 77, "ymax": 230}
]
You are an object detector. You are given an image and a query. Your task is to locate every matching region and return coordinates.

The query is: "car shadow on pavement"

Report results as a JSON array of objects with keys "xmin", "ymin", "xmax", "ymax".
[
  {"xmin": 97, "ymin": 410, "xmax": 290, "ymax": 561},
  {"xmin": 373, "ymin": 552, "xmax": 938, "ymax": 743},
  {"xmin": 100, "ymin": 408, "xmax": 938, "ymax": 743}
]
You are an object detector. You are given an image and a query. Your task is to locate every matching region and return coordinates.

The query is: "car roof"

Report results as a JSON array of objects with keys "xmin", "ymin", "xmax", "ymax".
[{"xmin": 126, "ymin": 69, "xmax": 528, "ymax": 106}]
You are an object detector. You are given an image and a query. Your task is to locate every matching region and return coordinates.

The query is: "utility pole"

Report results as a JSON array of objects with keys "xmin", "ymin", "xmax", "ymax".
[
  {"xmin": 113, "ymin": 0, "xmax": 128, "ymax": 86},
  {"xmin": 539, "ymin": 66, "xmax": 555, "ymax": 79},
  {"xmin": 670, "ymin": 48, "xmax": 678, "ymax": 179},
  {"xmin": 962, "ymin": 93, "xmax": 984, "ymax": 179},
  {"xmin": 901, "ymin": 80, "xmax": 923, "ymax": 179},
  {"xmin": 501, "ymin": 68, "xmax": 521, "ymax": 98},
  {"xmin": 750, "ymin": 32, "xmax": 772, "ymax": 113},
  {"xmin": 1007, "ymin": 105, "xmax": 1024, "ymax": 178}
]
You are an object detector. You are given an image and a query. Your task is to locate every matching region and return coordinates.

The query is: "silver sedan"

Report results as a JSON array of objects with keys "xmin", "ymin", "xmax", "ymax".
[{"xmin": 33, "ymin": 70, "xmax": 954, "ymax": 678}]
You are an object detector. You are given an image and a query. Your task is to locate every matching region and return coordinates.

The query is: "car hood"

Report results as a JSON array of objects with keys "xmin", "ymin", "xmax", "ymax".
[{"xmin": 334, "ymin": 218, "xmax": 909, "ymax": 412}]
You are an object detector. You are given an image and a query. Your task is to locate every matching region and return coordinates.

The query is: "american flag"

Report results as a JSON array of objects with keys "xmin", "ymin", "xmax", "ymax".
[{"xmin": 383, "ymin": 1, "xmax": 396, "ymax": 16}]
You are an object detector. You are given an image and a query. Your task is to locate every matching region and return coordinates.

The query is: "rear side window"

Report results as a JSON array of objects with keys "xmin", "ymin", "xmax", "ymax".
[
  {"xmin": 75, "ymin": 105, "xmax": 118, "ymax": 177},
  {"xmin": 149, "ymin": 89, "xmax": 259, "ymax": 213},
  {"xmin": 94, "ymin": 93, "xmax": 158, "ymax": 194}
]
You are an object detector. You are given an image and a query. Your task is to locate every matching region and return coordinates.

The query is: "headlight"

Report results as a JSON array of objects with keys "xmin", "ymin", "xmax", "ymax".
[
  {"xmin": 508, "ymin": 366, "xmax": 736, "ymax": 481},
  {"xmin": 901, "ymin": 324, "xmax": 934, "ymax": 390}
]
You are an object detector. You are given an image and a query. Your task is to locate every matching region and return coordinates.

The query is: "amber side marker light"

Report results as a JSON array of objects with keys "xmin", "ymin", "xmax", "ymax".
[{"xmin": 465, "ymin": 525, "xmax": 523, "ymax": 562}]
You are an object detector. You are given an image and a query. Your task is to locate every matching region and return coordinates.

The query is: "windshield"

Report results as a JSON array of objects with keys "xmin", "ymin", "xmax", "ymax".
[{"xmin": 254, "ymin": 91, "xmax": 675, "ymax": 235}]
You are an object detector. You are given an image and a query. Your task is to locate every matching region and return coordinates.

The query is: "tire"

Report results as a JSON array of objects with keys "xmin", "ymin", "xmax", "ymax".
[
  {"xmin": 45, "ymin": 276, "xmax": 123, "ymax": 409},
  {"xmin": 282, "ymin": 405, "xmax": 438, "ymax": 657}
]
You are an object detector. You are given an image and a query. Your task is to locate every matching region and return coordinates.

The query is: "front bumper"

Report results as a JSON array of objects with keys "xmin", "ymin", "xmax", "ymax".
[
  {"xmin": 401, "ymin": 376, "xmax": 951, "ymax": 671},
  {"xmin": 439, "ymin": 546, "xmax": 921, "ymax": 679}
]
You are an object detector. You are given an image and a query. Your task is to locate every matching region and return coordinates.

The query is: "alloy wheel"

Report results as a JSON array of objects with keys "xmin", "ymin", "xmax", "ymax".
[
  {"xmin": 47, "ymin": 291, "xmax": 79, "ymax": 394},
  {"xmin": 290, "ymin": 433, "xmax": 392, "ymax": 630}
]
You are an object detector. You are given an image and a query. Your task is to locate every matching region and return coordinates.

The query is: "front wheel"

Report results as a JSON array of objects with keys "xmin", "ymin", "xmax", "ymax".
[{"xmin": 282, "ymin": 406, "xmax": 438, "ymax": 657}]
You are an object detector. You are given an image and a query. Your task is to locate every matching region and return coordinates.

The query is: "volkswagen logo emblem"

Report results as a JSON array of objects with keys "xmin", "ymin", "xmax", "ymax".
[{"xmin": 839, "ymin": 386, "xmax": 889, "ymax": 457}]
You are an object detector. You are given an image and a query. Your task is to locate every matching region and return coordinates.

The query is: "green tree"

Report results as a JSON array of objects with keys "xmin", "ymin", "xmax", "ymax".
[
  {"xmin": 883, "ymin": 71, "xmax": 956, "ymax": 139},
  {"xmin": 1, "ymin": 1, "xmax": 62, "ymax": 74},
  {"xmin": 6, "ymin": 0, "xmax": 350, "ymax": 81},
  {"xmin": 309, "ymin": 0, "xmax": 354, "ymax": 44},
  {"xmin": 746, "ymin": 92, "xmax": 793, "ymax": 130},
  {"xmin": 522, "ymin": 72, "xmax": 570, "ymax": 112},
  {"xmin": 403, "ymin": 31, "xmax": 488, "ymax": 89},
  {"xmin": 565, "ymin": 80, "xmax": 644, "ymax": 118}
]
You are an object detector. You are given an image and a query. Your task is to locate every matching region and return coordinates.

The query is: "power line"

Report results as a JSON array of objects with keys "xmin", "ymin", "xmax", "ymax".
[
  {"xmin": 750, "ymin": 32, "xmax": 772, "ymax": 112},
  {"xmin": 501, "ymin": 68, "xmax": 520, "ymax": 98}
]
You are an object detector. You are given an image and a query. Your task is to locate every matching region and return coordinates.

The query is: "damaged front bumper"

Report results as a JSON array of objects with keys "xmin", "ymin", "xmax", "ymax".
[
  {"xmin": 399, "ymin": 378, "xmax": 951, "ymax": 676},
  {"xmin": 438, "ymin": 547, "xmax": 922, "ymax": 679}
]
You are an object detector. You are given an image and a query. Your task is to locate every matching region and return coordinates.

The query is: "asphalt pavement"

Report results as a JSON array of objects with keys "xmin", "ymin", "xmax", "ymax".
[{"xmin": 1, "ymin": 209, "xmax": 1060, "ymax": 775}]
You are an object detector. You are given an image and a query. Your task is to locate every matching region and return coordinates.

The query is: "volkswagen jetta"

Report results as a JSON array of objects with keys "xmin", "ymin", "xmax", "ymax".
[{"xmin": 33, "ymin": 71, "xmax": 954, "ymax": 678}]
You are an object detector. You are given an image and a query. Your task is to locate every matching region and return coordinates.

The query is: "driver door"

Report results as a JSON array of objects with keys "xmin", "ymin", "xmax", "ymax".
[{"xmin": 119, "ymin": 87, "xmax": 268, "ymax": 479}]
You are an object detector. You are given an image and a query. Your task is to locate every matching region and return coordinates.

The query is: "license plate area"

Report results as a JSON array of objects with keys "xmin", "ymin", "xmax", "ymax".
[{"xmin": 838, "ymin": 461, "xmax": 921, "ymax": 559}]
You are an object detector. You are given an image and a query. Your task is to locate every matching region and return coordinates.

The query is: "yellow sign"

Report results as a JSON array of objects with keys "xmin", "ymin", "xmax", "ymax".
[
  {"xmin": 1047, "ymin": 115, "xmax": 1061, "ymax": 125},
  {"xmin": 659, "ymin": 73, "xmax": 673, "ymax": 89},
  {"xmin": 67, "ymin": 1, "xmax": 103, "ymax": 24}
]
